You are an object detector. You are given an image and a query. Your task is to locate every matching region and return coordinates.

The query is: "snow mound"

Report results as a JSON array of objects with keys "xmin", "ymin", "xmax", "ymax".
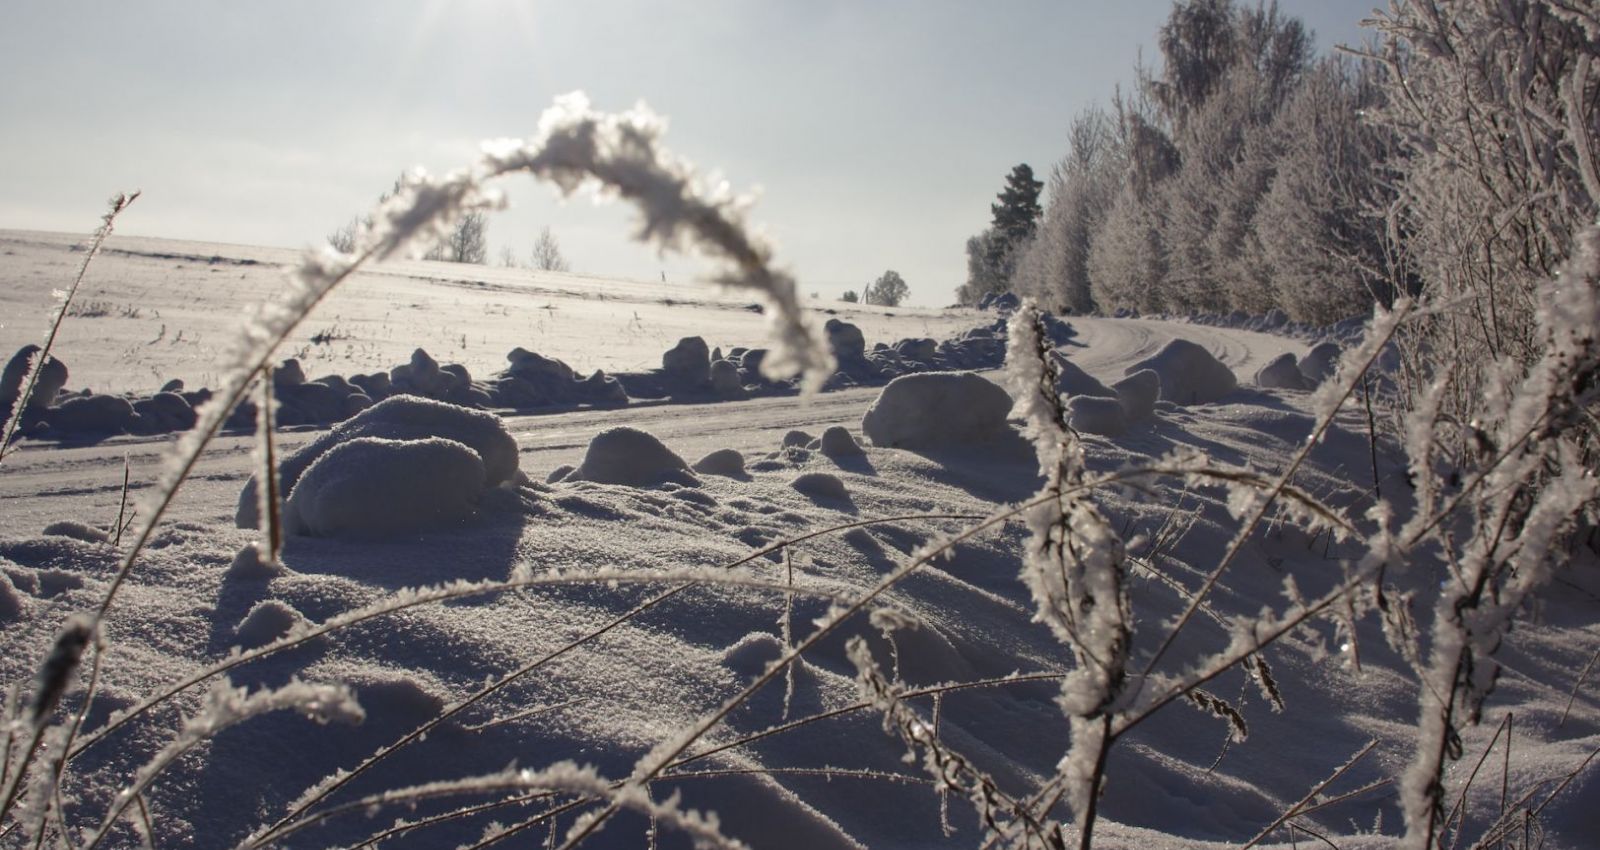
[
  {"xmin": 791, "ymin": 472, "xmax": 850, "ymax": 501},
  {"xmin": 569, "ymin": 426, "xmax": 692, "ymax": 487},
  {"xmin": 1125, "ymin": 338, "xmax": 1237, "ymax": 405},
  {"xmin": 781, "ymin": 430, "xmax": 814, "ymax": 448},
  {"xmin": 0, "ymin": 572, "xmax": 28, "ymax": 622},
  {"xmin": 284, "ymin": 437, "xmax": 487, "ymax": 537},
  {"xmin": 1255, "ymin": 352, "xmax": 1311, "ymax": 390},
  {"xmin": 1067, "ymin": 395, "xmax": 1128, "ymax": 437},
  {"xmin": 237, "ymin": 396, "xmax": 518, "ymax": 529},
  {"xmin": 41, "ymin": 521, "xmax": 108, "ymax": 544},
  {"xmin": 234, "ymin": 599, "xmax": 305, "ymax": 649},
  {"xmin": 861, "ymin": 372, "xmax": 1014, "ymax": 450},
  {"xmin": 818, "ymin": 425, "xmax": 863, "ymax": 457},
  {"xmin": 692, "ymin": 448, "xmax": 746, "ymax": 478},
  {"xmin": 225, "ymin": 542, "xmax": 286, "ymax": 581},
  {"xmin": 721, "ymin": 631, "xmax": 783, "ymax": 678},
  {"xmin": 1113, "ymin": 370, "xmax": 1160, "ymax": 422},
  {"xmin": 1299, "ymin": 340, "xmax": 1342, "ymax": 386},
  {"xmin": 1051, "ymin": 352, "xmax": 1113, "ymax": 399}
]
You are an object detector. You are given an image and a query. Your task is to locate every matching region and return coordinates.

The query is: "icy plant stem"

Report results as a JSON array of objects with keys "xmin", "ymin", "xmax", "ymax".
[
  {"xmin": 0, "ymin": 192, "xmax": 138, "ymax": 466},
  {"xmin": 1242, "ymin": 739, "xmax": 1378, "ymax": 849}
]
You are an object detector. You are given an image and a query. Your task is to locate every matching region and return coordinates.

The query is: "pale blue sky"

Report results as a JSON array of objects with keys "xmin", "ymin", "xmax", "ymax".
[{"xmin": 0, "ymin": 1, "xmax": 1380, "ymax": 305}]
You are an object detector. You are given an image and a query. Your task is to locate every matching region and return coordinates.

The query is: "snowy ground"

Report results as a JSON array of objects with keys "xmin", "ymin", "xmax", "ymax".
[{"xmin": 0, "ymin": 234, "xmax": 1596, "ymax": 849}]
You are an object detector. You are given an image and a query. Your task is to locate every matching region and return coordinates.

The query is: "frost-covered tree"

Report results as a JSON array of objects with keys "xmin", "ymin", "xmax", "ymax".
[
  {"xmin": 958, "ymin": 165, "xmax": 1044, "ymax": 304},
  {"xmin": 1014, "ymin": 107, "xmax": 1123, "ymax": 314},
  {"xmin": 840, "ymin": 289, "xmax": 859, "ymax": 303},
  {"xmin": 529, "ymin": 225, "xmax": 570, "ymax": 272},
  {"xmin": 865, "ymin": 270, "xmax": 909, "ymax": 307},
  {"xmin": 958, "ymin": 231, "xmax": 1007, "ymax": 305},
  {"xmin": 426, "ymin": 210, "xmax": 487, "ymax": 264}
]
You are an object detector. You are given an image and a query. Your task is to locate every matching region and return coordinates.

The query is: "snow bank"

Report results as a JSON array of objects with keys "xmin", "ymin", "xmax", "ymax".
[
  {"xmin": 236, "ymin": 395, "xmax": 519, "ymax": 529},
  {"xmin": 568, "ymin": 426, "xmax": 692, "ymax": 486},
  {"xmin": 284, "ymin": 436, "xmax": 487, "ymax": 537},
  {"xmin": 1125, "ymin": 338, "xmax": 1237, "ymax": 405},
  {"xmin": 234, "ymin": 599, "xmax": 306, "ymax": 649},
  {"xmin": 861, "ymin": 371, "xmax": 1014, "ymax": 450}
]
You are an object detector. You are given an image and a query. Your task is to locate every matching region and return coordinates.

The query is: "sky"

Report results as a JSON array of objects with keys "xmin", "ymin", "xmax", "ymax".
[{"xmin": 0, "ymin": 1, "xmax": 1381, "ymax": 307}]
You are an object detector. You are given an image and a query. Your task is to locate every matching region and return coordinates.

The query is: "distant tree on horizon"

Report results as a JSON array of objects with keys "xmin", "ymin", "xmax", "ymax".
[
  {"xmin": 866, "ymin": 270, "xmax": 909, "ymax": 307},
  {"xmin": 530, "ymin": 226, "xmax": 570, "ymax": 272},
  {"xmin": 840, "ymin": 289, "xmax": 860, "ymax": 303}
]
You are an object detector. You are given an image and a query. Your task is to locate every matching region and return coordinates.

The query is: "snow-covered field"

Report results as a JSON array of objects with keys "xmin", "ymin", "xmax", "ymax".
[{"xmin": 0, "ymin": 233, "xmax": 1596, "ymax": 849}]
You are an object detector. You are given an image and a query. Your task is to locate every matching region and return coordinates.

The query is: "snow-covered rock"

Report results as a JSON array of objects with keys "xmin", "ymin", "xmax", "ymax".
[
  {"xmin": 1, "ymin": 345, "xmax": 68, "ymax": 422},
  {"xmin": 284, "ymin": 436, "xmax": 487, "ymax": 537},
  {"xmin": 692, "ymin": 448, "xmax": 746, "ymax": 478},
  {"xmin": 825, "ymin": 319, "xmax": 866, "ymax": 362},
  {"xmin": 1255, "ymin": 352, "xmax": 1311, "ymax": 390},
  {"xmin": 1051, "ymin": 352, "xmax": 1114, "ymax": 399},
  {"xmin": 236, "ymin": 396, "xmax": 519, "ymax": 529},
  {"xmin": 46, "ymin": 394, "xmax": 136, "ymax": 433},
  {"xmin": 791, "ymin": 472, "xmax": 850, "ymax": 501},
  {"xmin": 818, "ymin": 425, "xmax": 863, "ymax": 457},
  {"xmin": 861, "ymin": 372, "xmax": 1013, "ymax": 450},
  {"xmin": 1299, "ymin": 341, "xmax": 1342, "ymax": 386},
  {"xmin": 1067, "ymin": 395, "xmax": 1128, "ymax": 437},
  {"xmin": 1125, "ymin": 338, "xmax": 1237, "ymax": 405},
  {"xmin": 1113, "ymin": 369, "xmax": 1160, "ymax": 422},
  {"xmin": 782, "ymin": 430, "xmax": 814, "ymax": 449},
  {"xmin": 569, "ymin": 426, "xmax": 691, "ymax": 487},
  {"xmin": 709, "ymin": 359, "xmax": 744, "ymax": 398},
  {"xmin": 662, "ymin": 336, "xmax": 710, "ymax": 387}
]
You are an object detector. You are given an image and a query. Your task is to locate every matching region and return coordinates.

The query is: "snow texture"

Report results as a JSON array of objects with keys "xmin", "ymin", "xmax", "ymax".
[
  {"xmin": 1125, "ymin": 337, "xmax": 1238, "ymax": 405},
  {"xmin": 860, "ymin": 371, "xmax": 1014, "ymax": 450},
  {"xmin": 568, "ymin": 426, "xmax": 692, "ymax": 486},
  {"xmin": 284, "ymin": 436, "xmax": 487, "ymax": 537}
]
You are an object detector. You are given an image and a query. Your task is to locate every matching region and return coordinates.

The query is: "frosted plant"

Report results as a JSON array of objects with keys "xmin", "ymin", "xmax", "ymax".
[
  {"xmin": 1397, "ymin": 225, "xmax": 1600, "ymax": 848},
  {"xmin": 1005, "ymin": 302, "xmax": 1130, "ymax": 848}
]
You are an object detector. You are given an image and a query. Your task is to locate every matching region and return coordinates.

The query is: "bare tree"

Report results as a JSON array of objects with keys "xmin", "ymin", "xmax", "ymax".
[{"xmin": 530, "ymin": 226, "xmax": 571, "ymax": 272}]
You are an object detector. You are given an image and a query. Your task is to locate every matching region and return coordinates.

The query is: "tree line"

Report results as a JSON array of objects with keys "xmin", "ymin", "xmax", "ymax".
[
  {"xmin": 328, "ymin": 176, "xmax": 570, "ymax": 272},
  {"xmin": 963, "ymin": 0, "xmax": 1595, "ymax": 343}
]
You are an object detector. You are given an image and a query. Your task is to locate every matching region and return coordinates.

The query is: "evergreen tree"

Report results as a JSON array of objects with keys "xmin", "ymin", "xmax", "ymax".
[{"xmin": 959, "ymin": 165, "xmax": 1043, "ymax": 303}]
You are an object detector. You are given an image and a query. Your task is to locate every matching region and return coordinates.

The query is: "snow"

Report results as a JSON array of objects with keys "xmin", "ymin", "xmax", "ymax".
[
  {"xmin": 1067, "ymin": 395, "xmax": 1129, "ymax": 437},
  {"xmin": 236, "ymin": 395, "xmax": 519, "ymax": 530},
  {"xmin": 285, "ymin": 436, "xmax": 488, "ymax": 537},
  {"xmin": 860, "ymin": 371, "xmax": 1015, "ymax": 450},
  {"xmin": 1254, "ymin": 352, "xmax": 1311, "ymax": 390},
  {"xmin": 817, "ymin": 425, "xmax": 864, "ymax": 457},
  {"xmin": 693, "ymin": 448, "xmax": 748, "ymax": 478},
  {"xmin": 568, "ymin": 425, "xmax": 694, "ymax": 486},
  {"xmin": 1126, "ymin": 338, "xmax": 1240, "ymax": 405},
  {"xmin": 0, "ymin": 234, "xmax": 1593, "ymax": 850},
  {"xmin": 1112, "ymin": 370, "xmax": 1160, "ymax": 422}
]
